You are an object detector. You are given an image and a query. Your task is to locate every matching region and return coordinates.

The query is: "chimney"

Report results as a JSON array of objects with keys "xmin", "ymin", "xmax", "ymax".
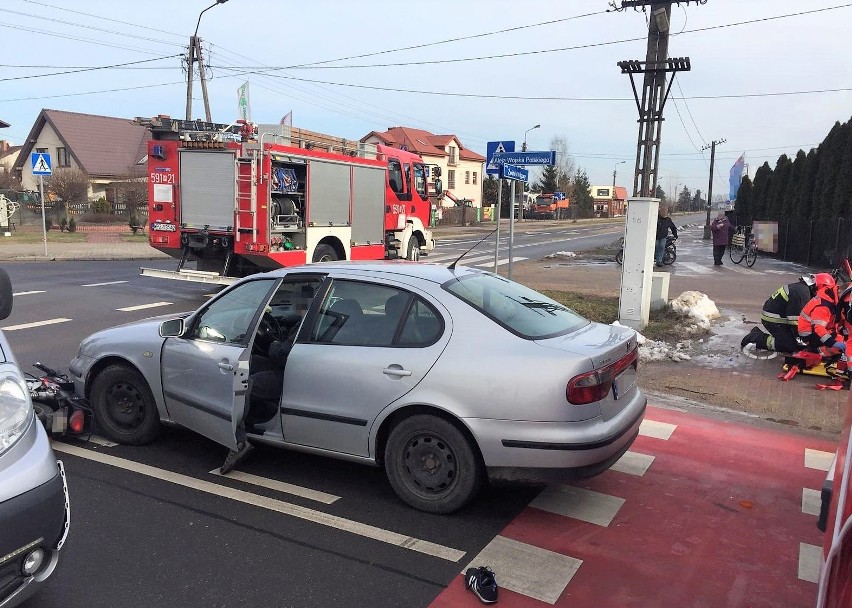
[{"xmin": 0, "ymin": 140, "xmax": 8, "ymax": 155}]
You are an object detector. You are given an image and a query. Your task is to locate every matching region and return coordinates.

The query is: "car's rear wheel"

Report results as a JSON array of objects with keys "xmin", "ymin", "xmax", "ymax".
[
  {"xmin": 90, "ymin": 364, "xmax": 160, "ymax": 445},
  {"xmin": 384, "ymin": 414, "xmax": 482, "ymax": 513}
]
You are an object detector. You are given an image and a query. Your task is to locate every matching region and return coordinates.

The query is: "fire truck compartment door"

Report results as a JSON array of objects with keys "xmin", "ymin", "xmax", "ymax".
[
  {"xmin": 307, "ymin": 160, "xmax": 351, "ymax": 226},
  {"xmin": 179, "ymin": 150, "xmax": 237, "ymax": 230},
  {"xmin": 351, "ymin": 165, "xmax": 386, "ymax": 245}
]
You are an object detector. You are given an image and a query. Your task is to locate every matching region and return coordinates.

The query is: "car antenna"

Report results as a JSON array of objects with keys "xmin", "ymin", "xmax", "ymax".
[{"xmin": 448, "ymin": 228, "xmax": 498, "ymax": 271}]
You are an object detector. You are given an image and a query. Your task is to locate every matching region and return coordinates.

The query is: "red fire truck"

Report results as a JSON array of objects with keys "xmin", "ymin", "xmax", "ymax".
[{"xmin": 136, "ymin": 116, "xmax": 437, "ymax": 283}]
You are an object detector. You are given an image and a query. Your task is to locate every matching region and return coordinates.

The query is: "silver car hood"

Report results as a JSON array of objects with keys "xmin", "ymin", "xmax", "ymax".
[
  {"xmin": 534, "ymin": 322, "xmax": 637, "ymax": 369},
  {"xmin": 79, "ymin": 312, "xmax": 192, "ymax": 352}
]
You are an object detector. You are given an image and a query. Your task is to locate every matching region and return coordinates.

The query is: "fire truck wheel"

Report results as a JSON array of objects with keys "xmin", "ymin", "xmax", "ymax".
[
  {"xmin": 312, "ymin": 244, "xmax": 338, "ymax": 263},
  {"xmin": 406, "ymin": 238, "xmax": 420, "ymax": 261},
  {"xmin": 90, "ymin": 364, "xmax": 160, "ymax": 445}
]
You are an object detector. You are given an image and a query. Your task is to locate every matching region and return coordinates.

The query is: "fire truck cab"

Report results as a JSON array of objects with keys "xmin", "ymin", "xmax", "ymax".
[{"xmin": 137, "ymin": 116, "xmax": 435, "ymax": 284}]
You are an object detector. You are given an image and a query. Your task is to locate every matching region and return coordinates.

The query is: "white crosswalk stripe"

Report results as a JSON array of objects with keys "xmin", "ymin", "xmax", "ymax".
[
  {"xmin": 725, "ymin": 264, "xmax": 761, "ymax": 275},
  {"xmin": 679, "ymin": 262, "xmax": 713, "ymax": 275}
]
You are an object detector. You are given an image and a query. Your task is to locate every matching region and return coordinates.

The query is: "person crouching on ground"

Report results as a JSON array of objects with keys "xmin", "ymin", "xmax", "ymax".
[
  {"xmin": 741, "ymin": 274, "xmax": 816, "ymax": 352},
  {"xmin": 798, "ymin": 273, "xmax": 846, "ymax": 357},
  {"xmin": 710, "ymin": 211, "xmax": 731, "ymax": 266},
  {"xmin": 655, "ymin": 205, "xmax": 678, "ymax": 267}
]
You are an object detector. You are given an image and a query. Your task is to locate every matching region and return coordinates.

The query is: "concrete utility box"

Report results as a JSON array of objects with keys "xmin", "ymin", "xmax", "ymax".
[
  {"xmin": 618, "ymin": 197, "xmax": 660, "ymax": 330},
  {"xmin": 650, "ymin": 272, "xmax": 670, "ymax": 311}
]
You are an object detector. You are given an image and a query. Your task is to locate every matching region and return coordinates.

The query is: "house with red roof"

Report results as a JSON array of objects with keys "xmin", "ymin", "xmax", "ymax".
[
  {"xmin": 361, "ymin": 127, "xmax": 486, "ymax": 208},
  {"xmin": 589, "ymin": 184, "xmax": 628, "ymax": 217},
  {"xmin": 13, "ymin": 109, "xmax": 149, "ymax": 202}
]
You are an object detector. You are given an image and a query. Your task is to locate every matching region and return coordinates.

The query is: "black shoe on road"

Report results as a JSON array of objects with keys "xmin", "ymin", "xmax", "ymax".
[
  {"xmin": 220, "ymin": 442, "xmax": 254, "ymax": 475},
  {"xmin": 465, "ymin": 566, "xmax": 498, "ymax": 604}
]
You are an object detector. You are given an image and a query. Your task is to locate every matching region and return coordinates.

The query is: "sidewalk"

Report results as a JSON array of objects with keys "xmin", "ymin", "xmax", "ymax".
[{"xmin": 0, "ymin": 220, "xmax": 843, "ymax": 434}]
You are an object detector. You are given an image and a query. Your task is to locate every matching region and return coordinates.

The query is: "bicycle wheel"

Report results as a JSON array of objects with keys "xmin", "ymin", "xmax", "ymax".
[
  {"xmin": 729, "ymin": 242, "xmax": 745, "ymax": 264},
  {"xmin": 745, "ymin": 243, "xmax": 757, "ymax": 267}
]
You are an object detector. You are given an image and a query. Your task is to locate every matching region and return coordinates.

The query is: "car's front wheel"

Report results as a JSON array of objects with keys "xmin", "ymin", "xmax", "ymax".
[
  {"xmin": 384, "ymin": 414, "xmax": 483, "ymax": 513},
  {"xmin": 90, "ymin": 364, "xmax": 160, "ymax": 445}
]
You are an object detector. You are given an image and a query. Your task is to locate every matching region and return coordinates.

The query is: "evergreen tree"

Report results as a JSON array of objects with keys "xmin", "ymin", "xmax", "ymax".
[
  {"xmin": 537, "ymin": 164, "xmax": 559, "ymax": 193},
  {"xmin": 571, "ymin": 169, "xmax": 594, "ymax": 218},
  {"xmin": 831, "ymin": 121, "xmax": 852, "ymax": 218},
  {"xmin": 691, "ymin": 189, "xmax": 705, "ymax": 211},
  {"xmin": 677, "ymin": 186, "xmax": 692, "ymax": 210},
  {"xmin": 812, "ymin": 121, "xmax": 846, "ymax": 218},
  {"xmin": 797, "ymin": 149, "xmax": 819, "ymax": 219},
  {"xmin": 782, "ymin": 150, "xmax": 807, "ymax": 218},
  {"xmin": 766, "ymin": 154, "xmax": 792, "ymax": 220},
  {"xmin": 735, "ymin": 175, "xmax": 753, "ymax": 222},
  {"xmin": 654, "ymin": 184, "xmax": 666, "ymax": 201},
  {"xmin": 482, "ymin": 174, "xmax": 499, "ymax": 207},
  {"xmin": 751, "ymin": 162, "xmax": 773, "ymax": 219}
]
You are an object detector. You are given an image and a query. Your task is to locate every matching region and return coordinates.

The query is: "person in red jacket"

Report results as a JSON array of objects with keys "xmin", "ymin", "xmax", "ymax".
[{"xmin": 798, "ymin": 273, "xmax": 845, "ymax": 354}]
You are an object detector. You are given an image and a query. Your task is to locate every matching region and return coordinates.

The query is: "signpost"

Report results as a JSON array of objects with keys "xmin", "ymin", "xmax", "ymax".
[
  {"xmin": 31, "ymin": 152, "xmax": 52, "ymax": 256},
  {"xmin": 499, "ymin": 164, "xmax": 530, "ymax": 280},
  {"xmin": 491, "ymin": 150, "xmax": 557, "ymax": 166},
  {"xmin": 486, "ymin": 140, "xmax": 516, "ymax": 275}
]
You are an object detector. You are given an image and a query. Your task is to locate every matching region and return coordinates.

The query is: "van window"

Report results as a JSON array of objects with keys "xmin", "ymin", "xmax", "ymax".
[
  {"xmin": 388, "ymin": 159, "xmax": 404, "ymax": 194},
  {"xmin": 413, "ymin": 164, "xmax": 427, "ymax": 198}
]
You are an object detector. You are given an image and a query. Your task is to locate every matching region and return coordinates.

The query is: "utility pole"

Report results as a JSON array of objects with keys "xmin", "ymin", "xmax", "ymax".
[
  {"xmin": 185, "ymin": 37, "xmax": 213, "ymax": 122},
  {"xmin": 702, "ymin": 138, "xmax": 726, "ymax": 238},
  {"xmin": 612, "ymin": 1, "xmax": 705, "ymax": 197}
]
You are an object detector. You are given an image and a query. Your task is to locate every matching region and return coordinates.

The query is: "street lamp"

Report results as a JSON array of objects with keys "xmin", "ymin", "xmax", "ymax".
[
  {"xmin": 522, "ymin": 124, "xmax": 540, "ymax": 152},
  {"xmin": 612, "ymin": 161, "xmax": 626, "ymax": 216},
  {"xmin": 186, "ymin": 0, "xmax": 229, "ymax": 121}
]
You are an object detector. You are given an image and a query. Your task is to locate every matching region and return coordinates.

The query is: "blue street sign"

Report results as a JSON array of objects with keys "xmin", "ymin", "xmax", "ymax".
[
  {"xmin": 31, "ymin": 152, "xmax": 52, "ymax": 176},
  {"xmin": 500, "ymin": 164, "xmax": 528, "ymax": 182},
  {"xmin": 486, "ymin": 140, "xmax": 515, "ymax": 175},
  {"xmin": 491, "ymin": 150, "xmax": 557, "ymax": 166}
]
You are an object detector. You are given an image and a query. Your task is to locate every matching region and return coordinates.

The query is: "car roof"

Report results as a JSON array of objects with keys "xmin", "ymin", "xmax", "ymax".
[{"xmin": 256, "ymin": 261, "xmax": 487, "ymax": 285}]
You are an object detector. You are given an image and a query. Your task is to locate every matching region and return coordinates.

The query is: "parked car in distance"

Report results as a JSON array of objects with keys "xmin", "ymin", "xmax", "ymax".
[
  {"xmin": 0, "ymin": 268, "xmax": 70, "ymax": 607},
  {"xmin": 70, "ymin": 262, "xmax": 646, "ymax": 513}
]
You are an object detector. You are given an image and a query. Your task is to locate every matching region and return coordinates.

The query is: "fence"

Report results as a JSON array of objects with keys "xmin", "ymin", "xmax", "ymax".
[
  {"xmin": 18, "ymin": 200, "xmax": 148, "ymax": 225},
  {"xmin": 732, "ymin": 215, "xmax": 852, "ymax": 268}
]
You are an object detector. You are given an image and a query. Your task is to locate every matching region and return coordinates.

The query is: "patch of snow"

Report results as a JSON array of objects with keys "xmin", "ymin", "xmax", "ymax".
[
  {"xmin": 670, "ymin": 291, "xmax": 720, "ymax": 331},
  {"xmin": 545, "ymin": 251, "xmax": 577, "ymax": 259},
  {"xmin": 639, "ymin": 339, "xmax": 692, "ymax": 362},
  {"xmin": 611, "ymin": 320, "xmax": 647, "ymax": 344}
]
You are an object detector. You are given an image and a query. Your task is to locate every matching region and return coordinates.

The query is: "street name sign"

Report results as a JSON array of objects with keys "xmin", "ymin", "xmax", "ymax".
[
  {"xmin": 486, "ymin": 140, "xmax": 515, "ymax": 175},
  {"xmin": 500, "ymin": 164, "xmax": 528, "ymax": 181},
  {"xmin": 31, "ymin": 152, "xmax": 52, "ymax": 176},
  {"xmin": 491, "ymin": 150, "xmax": 557, "ymax": 166}
]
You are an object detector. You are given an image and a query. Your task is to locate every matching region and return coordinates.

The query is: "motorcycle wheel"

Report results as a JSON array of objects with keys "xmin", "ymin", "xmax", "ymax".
[
  {"xmin": 615, "ymin": 249, "xmax": 623, "ymax": 265},
  {"xmin": 663, "ymin": 247, "xmax": 676, "ymax": 265}
]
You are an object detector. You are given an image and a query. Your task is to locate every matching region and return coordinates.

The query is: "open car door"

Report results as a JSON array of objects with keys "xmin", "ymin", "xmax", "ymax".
[{"xmin": 161, "ymin": 278, "xmax": 278, "ymax": 450}]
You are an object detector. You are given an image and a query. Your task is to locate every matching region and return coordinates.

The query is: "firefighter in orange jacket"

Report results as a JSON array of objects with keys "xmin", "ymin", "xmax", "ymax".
[{"xmin": 798, "ymin": 273, "xmax": 845, "ymax": 353}]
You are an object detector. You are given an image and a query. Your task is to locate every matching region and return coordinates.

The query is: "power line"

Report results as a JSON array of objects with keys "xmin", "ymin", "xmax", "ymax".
[
  {"xmin": 0, "ymin": 55, "xmax": 181, "ymax": 82},
  {"xmin": 0, "ymin": 81, "xmax": 185, "ymax": 102},
  {"xmin": 19, "ymin": 0, "xmax": 187, "ymax": 39},
  {"xmin": 0, "ymin": 22, "xmax": 169, "ymax": 55},
  {"xmin": 674, "ymin": 75, "xmax": 706, "ymax": 146}
]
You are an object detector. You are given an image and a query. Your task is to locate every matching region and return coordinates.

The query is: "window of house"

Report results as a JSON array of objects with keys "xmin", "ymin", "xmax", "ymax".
[
  {"xmin": 35, "ymin": 147, "xmax": 47, "ymax": 153},
  {"xmin": 473, "ymin": 172, "xmax": 478, "ymax": 185},
  {"xmin": 465, "ymin": 171, "xmax": 470, "ymax": 185},
  {"xmin": 448, "ymin": 146, "xmax": 457, "ymax": 165},
  {"xmin": 56, "ymin": 147, "xmax": 70, "ymax": 167},
  {"xmin": 448, "ymin": 170, "xmax": 456, "ymax": 189}
]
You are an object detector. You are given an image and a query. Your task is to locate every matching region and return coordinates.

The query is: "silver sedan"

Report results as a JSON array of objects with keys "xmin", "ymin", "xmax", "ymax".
[{"xmin": 70, "ymin": 262, "xmax": 645, "ymax": 513}]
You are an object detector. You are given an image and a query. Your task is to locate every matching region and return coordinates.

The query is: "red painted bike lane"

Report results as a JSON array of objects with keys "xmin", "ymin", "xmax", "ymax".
[{"xmin": 432, "ymin": 405, "xmax": 838, "ymax": 608}]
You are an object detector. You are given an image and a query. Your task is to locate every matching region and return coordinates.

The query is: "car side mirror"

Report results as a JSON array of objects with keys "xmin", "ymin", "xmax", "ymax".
[
  {"xmin": 159, "ymin": 318, "xmax": 184, "ymax": 337},
  {"xmin": 0, "ymin": 268, "xmax": 12, "ymax": 321}
]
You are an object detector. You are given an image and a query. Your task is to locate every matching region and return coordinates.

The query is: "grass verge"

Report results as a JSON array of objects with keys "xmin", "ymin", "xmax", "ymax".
[
  {"xmin": 542, "ymin": 289, "xmax": 709, "ymax": 343},
  {"xmin": 0, "ymin": 231, "xmax": 87, "ymax": 244}
]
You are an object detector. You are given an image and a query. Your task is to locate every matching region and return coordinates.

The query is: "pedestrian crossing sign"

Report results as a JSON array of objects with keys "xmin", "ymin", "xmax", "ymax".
[
  {"xmin": 486, "ymin": 140, "xmax": 515, "ymax": 175},
  {"xmin": 31, "ymin": 152, "xmax": 52, "ymax": 176}
]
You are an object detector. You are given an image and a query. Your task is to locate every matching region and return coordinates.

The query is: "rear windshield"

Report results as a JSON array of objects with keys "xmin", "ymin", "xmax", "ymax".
[{"xmin": 443, "ymin": 273, "xmax": 589, "ymax": 339}]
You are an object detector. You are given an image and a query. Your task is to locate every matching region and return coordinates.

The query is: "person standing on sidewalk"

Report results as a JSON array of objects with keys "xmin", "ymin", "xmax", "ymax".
[
  {"xmin": 710, "ymin": 211, "xmax": 731, "ymax": 266},
  {"xmin": 655, "ymin": 205, "xmax": 677, "ymax": 267}
]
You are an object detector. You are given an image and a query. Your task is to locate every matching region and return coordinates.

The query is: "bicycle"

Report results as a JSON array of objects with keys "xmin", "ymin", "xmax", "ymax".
[
  {"xmin": 616, "ymin": 235, "xmax": 676, "ymax": 266},
  {"xmin": 729, "ymin": 225, "xmax": 757, "ymax": 267}
]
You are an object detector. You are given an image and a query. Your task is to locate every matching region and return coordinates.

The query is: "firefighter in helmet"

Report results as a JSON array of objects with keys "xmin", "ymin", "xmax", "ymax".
[
  {"xmin": 741, "ymin": 275, "xmax": 817, "ymax": 353},
  {"xmin": 797, "ymin": 273, "xmax": 845, "ymax": 355}
]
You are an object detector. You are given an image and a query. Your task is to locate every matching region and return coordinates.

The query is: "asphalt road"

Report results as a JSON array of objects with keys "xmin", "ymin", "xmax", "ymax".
[{"xmin": 9, "ymin": 210, "xmax": 778, "ymax": 608}]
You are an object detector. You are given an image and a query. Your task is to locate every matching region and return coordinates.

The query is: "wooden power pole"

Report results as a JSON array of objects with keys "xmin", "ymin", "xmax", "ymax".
[{"xmin": 611, "ymin": 1, "xmax": 705, "ymax": 197}]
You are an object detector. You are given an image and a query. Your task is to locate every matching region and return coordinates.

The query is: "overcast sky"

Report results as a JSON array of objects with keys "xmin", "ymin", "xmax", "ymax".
[{"xmin": 2, "ymin": 0, "xmax": 851, "ymax": 199}]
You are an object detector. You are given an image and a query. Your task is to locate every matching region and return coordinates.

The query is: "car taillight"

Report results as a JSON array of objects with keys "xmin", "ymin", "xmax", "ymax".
[{"xmin": 566, "ymin": 349, "xmax": 637, "ymax": 405}]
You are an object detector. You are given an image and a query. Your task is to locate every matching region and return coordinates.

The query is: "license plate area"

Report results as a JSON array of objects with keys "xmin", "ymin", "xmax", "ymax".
[{"xmin": 613, "ymin": 365, "xmax": 637, "ymax": 400}]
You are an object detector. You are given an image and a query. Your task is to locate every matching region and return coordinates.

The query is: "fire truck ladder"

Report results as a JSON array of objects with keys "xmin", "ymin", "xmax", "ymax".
[{"xmin": 235, "ymin": 151, "xmax": 258, "ymax": 243}]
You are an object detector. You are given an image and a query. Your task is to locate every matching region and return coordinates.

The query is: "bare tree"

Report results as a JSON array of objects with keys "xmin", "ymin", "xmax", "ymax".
[
  {"xmin": 45, "ymin": 168, "xmax": 89, "ymax": 212},
  {"xmin": 113, "ymin": 177, "xmax": 148, "ymax": 218},
  {"xmin": 0, "ymin": 168, "xmax": 21, "ymax": 190},
  {"xmin": 550, "ymin": 136, "xmax": 576, "ymax": 195}
]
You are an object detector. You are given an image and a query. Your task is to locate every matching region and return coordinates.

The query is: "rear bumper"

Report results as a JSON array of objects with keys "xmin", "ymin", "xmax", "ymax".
[{"xmin": 465, "ymin": 391, "xmax": 647, "ymax": 485}]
